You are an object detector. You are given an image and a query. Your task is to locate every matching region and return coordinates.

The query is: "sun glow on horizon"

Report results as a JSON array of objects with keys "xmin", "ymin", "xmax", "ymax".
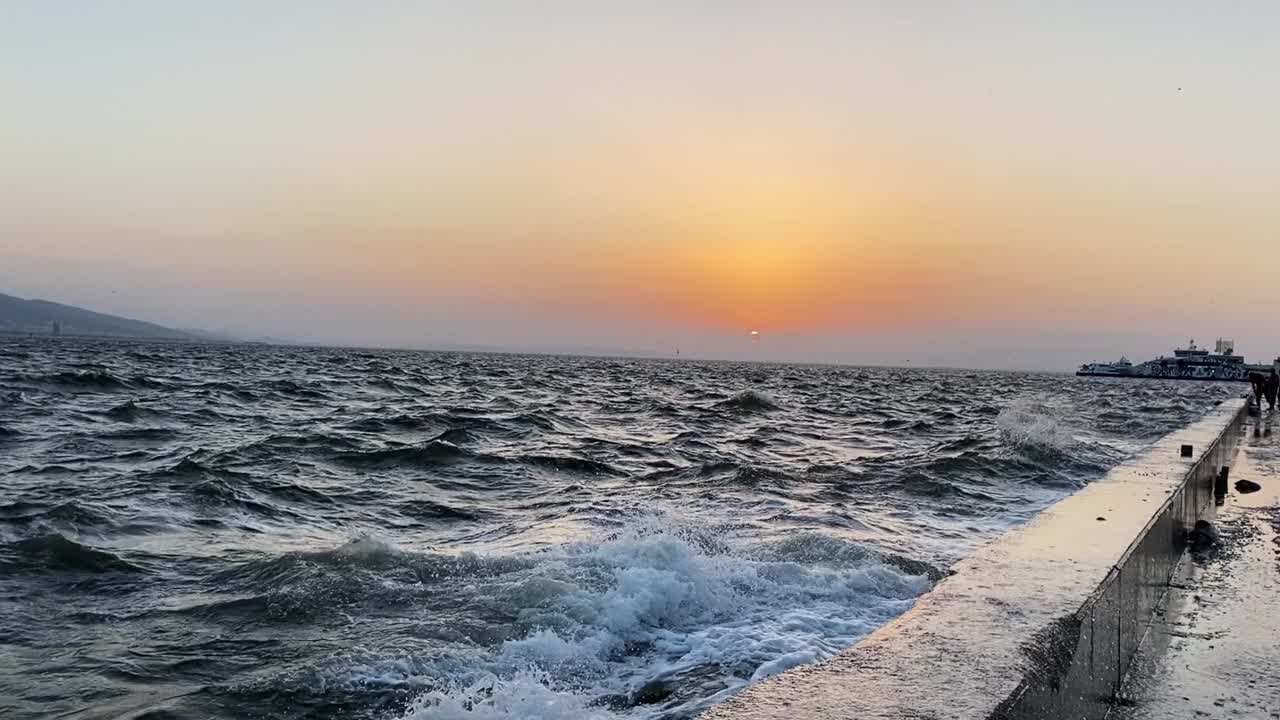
[{"xmin": 3, "ymin": 3, "xmax": 1279, "ymax": 363}]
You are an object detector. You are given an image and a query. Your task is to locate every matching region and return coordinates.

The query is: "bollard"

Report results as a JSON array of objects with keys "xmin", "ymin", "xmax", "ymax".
[
  {"xmin": 1180, "ymin": 444, "xmax": 1193, "ymax": 458},
  {"xmin": 1215, "ymin": 465, "xmax": 1230, "ymax": 504}
]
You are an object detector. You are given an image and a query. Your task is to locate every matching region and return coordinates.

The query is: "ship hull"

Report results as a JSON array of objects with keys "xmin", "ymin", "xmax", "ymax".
[
  {"xmin": 1075, "ymin": 370, "xmax": 1249, "ymax": 382},
  {"xmin": 1077, "ymin": 363, "xmax": 1271, "ymax": 381}
]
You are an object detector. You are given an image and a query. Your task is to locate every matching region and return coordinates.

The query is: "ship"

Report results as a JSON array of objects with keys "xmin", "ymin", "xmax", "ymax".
[{"xmin": 1078, "ymin": 338, "xmax": 1279, "ymax": 381}]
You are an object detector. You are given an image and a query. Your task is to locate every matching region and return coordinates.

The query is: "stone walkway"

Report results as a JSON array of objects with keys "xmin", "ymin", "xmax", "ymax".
[{"xmin": 1115, "ymin": 417, "xmax": 1280, "ymax": 719}]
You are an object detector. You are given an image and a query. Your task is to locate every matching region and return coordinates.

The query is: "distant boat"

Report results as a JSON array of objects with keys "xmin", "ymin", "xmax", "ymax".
[
  {"xmin": 1078, "ymin": 356, "xmax": 1132, "ymax": 377},
  {"xmin": 1078, "ymin": 338, "xmax": 1278, "ymax": 382}
]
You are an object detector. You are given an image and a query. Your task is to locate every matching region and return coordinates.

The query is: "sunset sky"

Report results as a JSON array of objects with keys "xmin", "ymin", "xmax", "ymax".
[{"xmin": 2, "ymin": 2, "xmax": 1278, "ymax": 368}]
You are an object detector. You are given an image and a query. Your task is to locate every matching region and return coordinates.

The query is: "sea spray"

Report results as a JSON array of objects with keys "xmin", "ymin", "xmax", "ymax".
[{"xmin": 996, "ymin": 395, "xmax": 1074, "ymax": 455}]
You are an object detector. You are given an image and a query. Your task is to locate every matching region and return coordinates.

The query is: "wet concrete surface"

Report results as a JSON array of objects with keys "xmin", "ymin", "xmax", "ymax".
[
  {"xmin": 1114, "ymin": 417, "xmax": 1280, "ymax": 719},
  {"xmin": 704, "ymin": 400, "xmax": 1246, "ymax": 720}
]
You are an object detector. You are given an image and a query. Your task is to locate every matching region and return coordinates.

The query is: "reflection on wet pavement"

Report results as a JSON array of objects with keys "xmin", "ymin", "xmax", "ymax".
[{"xmin": 1116, "ymin": 415, "xmax": 1280, "ymax": 719}]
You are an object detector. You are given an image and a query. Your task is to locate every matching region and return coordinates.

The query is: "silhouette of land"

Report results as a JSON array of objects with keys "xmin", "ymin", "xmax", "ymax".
[{"xmin": 0, "ymin": 292, "xmax": 204, "ymax": 340}]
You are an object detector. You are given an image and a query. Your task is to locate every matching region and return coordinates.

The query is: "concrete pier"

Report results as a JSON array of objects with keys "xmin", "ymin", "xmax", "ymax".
[
  {"xmin": 1112, "ymin": 416, "xmax": 1280, "ymax": 719},
  {"xmin": 704, "ymin": 399, "xmax": 1247, "ymax": 720}
]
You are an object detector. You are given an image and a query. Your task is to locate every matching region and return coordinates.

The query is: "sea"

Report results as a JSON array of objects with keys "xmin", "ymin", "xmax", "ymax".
[{"xmin": 0, "ymin": 337, "xmax": 1241, "ymax": 720}]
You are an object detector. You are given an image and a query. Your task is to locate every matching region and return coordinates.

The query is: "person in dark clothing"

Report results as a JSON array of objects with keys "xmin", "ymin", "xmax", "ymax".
[
  {"xmin": 1249, "ymin": 372, "xmax": 1267, "ymax": 408},
  {"xmin": 1266, "ymin": 369, "xmax": 1279, "ymax": 411}
]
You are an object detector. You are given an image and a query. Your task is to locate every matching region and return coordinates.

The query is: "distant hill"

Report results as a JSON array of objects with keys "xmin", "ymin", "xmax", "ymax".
[{"xmin": 0, "ymin": 292, "xmax": 198, "ymax": 339}]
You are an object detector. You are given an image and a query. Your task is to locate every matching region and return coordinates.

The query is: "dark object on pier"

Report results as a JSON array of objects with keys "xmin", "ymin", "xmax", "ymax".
[
  {"xmin": 1180, "ymin": 444, "xmax": 1193, "ymax": 458},
  {"xmin": 1234, "ymin": 478, "xmax": 1262, "ymax": 494},
  {"xmin": 1187, "ymin": 519, "xmax": 1219, "ymax": 551}
]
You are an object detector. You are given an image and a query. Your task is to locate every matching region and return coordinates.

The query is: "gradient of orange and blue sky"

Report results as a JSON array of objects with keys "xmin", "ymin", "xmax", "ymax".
[{"xmin": 2, "ymin": 2, "xmax": 1278, "ymax": 369}]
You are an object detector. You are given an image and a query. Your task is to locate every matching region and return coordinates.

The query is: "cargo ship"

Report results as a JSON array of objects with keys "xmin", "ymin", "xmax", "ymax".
[{"xmin": 1078, "ymin": 339, "xmax": 1278, "ymax": 381}]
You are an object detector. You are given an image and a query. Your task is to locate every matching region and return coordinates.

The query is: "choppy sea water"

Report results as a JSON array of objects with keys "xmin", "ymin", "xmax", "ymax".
[{"xmin": 0, "ymin": 338, "xmax": 1240, "ymax": 720}]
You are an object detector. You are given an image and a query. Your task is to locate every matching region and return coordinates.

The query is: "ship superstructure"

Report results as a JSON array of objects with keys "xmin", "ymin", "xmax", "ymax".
[{"xmin": 1078, "ymin": 339, "xmax": 1279, "ymax": 381}]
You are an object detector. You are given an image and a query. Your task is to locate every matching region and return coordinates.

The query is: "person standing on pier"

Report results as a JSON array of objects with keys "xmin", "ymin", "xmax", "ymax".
[
  {"xmin": 1249, "ymin": 372, "xmax": 1267, "ymax": 407},
  {"xmin": 1266, "ymin": 369, "xmax": 1279, "ymax": 411}
]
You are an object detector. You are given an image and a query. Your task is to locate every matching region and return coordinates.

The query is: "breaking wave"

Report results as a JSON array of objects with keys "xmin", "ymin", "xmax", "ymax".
[
  {"xmin": 716, "ymin": 390, "xmax": 779, "ymax": 413},
  {"xmin": 235, "ymin": 522, "xmax": 933, "ymax": 719},
  {"xmin": 996, "ymin": 395, "xmax": 1074, "ymax": 455}
]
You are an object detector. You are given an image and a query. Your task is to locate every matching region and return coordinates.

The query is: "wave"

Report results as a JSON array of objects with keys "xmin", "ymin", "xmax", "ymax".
[
  {"xmin": 220, "ymin": 537, "xmax": 534, "ymax": 589},
  {"xmin": 412, "ymin": 521, "xmax": 927, "ymax": 716},
  {"xmin": 231, "ymin": 521, "xmax": 933, "ymax": 718},
  {"xmin": 398, "ymin": 500, "xmax": 489, "ymax": 523},
  {"xmin": 127, "ymin": 374, "xmax": 171, "ymax": 389},
  {"xmin": 880, "ymin": 418, "xmax": 935, "ymax": 431},
  {"xmin": 162, "ymin": 457, "xmax": 247, "ymax": 479},
  {"xmin": 0, "ymin": 500, "xmax": 114, "ymax": 528},
  {"xmin": 404, "ymin": 672, "xmax": 604, "ymax": 720},
  {"xmin": 727, "ymin": 465, "xmax": 795, "ymax": 488},
  {"xmin": 715, "ymin": 390, "xmax": 779, "ymax": 413},
  {"xmin": 267, "ymin": 379, "xmax": 331, "ymax": 399},
  {"xmin": 100, "ymin": 399, "xmax": 167, "ymax": 422},
  {"xmin": 1, "ymin": 533, "xmax": 148, "ymax": 574},
  {"xmin": 33, "ymin": 369, "xmax": 131, "ymax": 392},
  {"xmin": 206, "ymin": 433, "xmax": 365, "ymax": 465},
  {"xmin": 98, "ymin": 427, "xmax": 181, "ymax": 441},
  {"xmin": 344, "ymin": 414, "xmax": 434, "ymax": 433},
  {"xmin": 192, "ymin": 380, "xmax": 258, "ymax": 401},
  {"xmin": 188, "ymin": 477, "xmax": 280, "ymax": 517},
  {"xmin": 525, "ymin": 455, "xmax": 619, "ymax": 476},
  {"xmin": 431, "ymin": 414, "xmax": 513, "ymax": 435},
  {"xmin": 892, "ymin": 471, "xmax": 998, "ymax": 502},
  {"xmin": 156, "ymin": 593, "xmax": 272, "ymax": 619},
  {"xmin": 332, "ymin": 436, "xmax": 611, "ymax": 473},
  {"xmin": 930, "ymin": 434, "xmax": 995, "ymax": 454},
  {"xmin": 335, "ymin": 440, "xmax": 470, "ymax": 468},
  {"xmin": 149, "ymin": 458, "xmax": 276, "ymax": 515},
  {"xmin": 1, "ymin": 390, "xmax": 30, "ymax": 405},
  {"xmin": 433, "ymin": 427, "xmax": 478, "ymax": 444},
  {"xmin": 366, "ymin": 378, "xmax": 425, "ymax": 395},
  {"xmin": 205, "ymin": 537, "xmax": 537, "ymax": 622},
  {"xmin": 996, "ymin": 396, "xmax": 1073, "ymax": 456},
  {"xmin": 155, "ymin": 457, "xmax": 345, "ymax": 520},
  {"xmin": 758, "ymin": 532, "xmax": 945, "ymax": 580}
]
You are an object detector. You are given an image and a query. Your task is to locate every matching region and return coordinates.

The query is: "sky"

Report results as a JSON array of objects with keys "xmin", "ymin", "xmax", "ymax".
[{"xmin": 2, "ymin": 1, "xmax": 1278, "ymax": 369}]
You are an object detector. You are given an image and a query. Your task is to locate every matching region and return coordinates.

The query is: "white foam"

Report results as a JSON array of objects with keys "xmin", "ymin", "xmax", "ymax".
[
  {"xmin": 996, "ymin": 395, "xmax": 1073, "ymax": 454},
  {"xmin": 749, "ymin": 648, "xmax": 819, "ymax": 681},
  {"xmin": 383, "ymin": 518, "xmax": 932, "ymax": 719},
  {"xmin": 403, "ymin": 671, "xmax": 607, "ymax": 720},
  {"xmin": 329, "ymin": 535, "xmax": 400, "ymax": 562}
]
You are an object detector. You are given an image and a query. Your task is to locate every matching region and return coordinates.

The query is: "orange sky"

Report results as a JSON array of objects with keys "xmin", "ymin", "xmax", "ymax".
[{"xmin": 2, "ymin": 3, "xmax": 1278, "ymax": 367}]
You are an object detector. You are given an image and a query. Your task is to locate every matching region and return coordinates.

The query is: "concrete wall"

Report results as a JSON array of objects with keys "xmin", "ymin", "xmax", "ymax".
[{"xmin": 704, "ymin": 398, "xmax": 1246, "ymax": 720}]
